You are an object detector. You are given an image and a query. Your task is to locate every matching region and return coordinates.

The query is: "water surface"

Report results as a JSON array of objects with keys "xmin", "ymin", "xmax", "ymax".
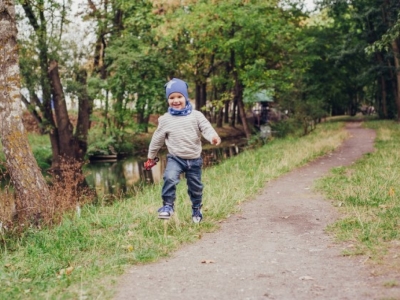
[{"xmin": 85, "ymin": 145, "xmax": 242, "ymax": 197}]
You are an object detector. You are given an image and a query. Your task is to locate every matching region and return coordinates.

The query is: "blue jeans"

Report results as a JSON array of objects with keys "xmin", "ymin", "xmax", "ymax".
[{"xmin": 161, "ymin": 154, "xmax": 203, "ymax": 208}]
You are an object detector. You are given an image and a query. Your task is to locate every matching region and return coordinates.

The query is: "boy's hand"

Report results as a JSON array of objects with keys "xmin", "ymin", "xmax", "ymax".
[
  {"xmin": 211, "ymin": 136, "xmax": 221, "ymax": 146},
  {"xmin": 144, "ymin": 157, "xmax": 159, "ymax": 170}
]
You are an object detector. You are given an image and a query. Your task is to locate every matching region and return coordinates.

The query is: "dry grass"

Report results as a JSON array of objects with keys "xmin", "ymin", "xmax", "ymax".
[{"xmin": 0, "ymin": 157, "xmax": 95, "ymax": 231}]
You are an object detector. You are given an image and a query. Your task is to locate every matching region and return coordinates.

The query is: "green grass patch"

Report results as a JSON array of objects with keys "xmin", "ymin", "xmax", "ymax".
[
  {"xmin": 0, "ymin": 133, "xmax": 52, "ymax": 171},
  {"xmin": 316, "ymin": 120, "xmax": 400, "ymax": 258},
  {"xmin": 0, "ymin": 121, "xmax": 347, "ymax": 299},
  {"xmin": 27, "ymin": 134, "xmax": 52, "ymax": 170}
]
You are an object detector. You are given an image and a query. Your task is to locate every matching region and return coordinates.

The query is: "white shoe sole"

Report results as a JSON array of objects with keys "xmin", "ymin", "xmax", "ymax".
[
  {"xmin": 192, "ymin": 216, "xmax": 202, "ymax": 223},
  {"xmin": 158, "ymin": 212, "xmax": 173, "ymax": 219}
]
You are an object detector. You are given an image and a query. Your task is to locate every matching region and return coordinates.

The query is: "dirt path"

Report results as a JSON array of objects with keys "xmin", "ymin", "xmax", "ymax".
[{"xmin": 114, "ymin": 122, "xmax": 400, "ymax": 300}]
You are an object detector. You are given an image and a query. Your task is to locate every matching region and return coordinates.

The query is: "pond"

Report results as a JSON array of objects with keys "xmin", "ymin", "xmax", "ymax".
[{"xmin": 84, "ymin": 144, "xmax": 243, "ymax": 198}]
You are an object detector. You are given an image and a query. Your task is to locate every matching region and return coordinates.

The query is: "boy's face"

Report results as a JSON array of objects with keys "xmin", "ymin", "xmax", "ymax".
[{"xmin": 168, "ymin": 92, "xmax": 186, "ymax": 110}]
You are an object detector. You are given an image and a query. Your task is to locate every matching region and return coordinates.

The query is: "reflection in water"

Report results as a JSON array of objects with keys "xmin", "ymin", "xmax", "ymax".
[{"xmin": 85, "ymin": 145, "xmax": 241, "ymax": 197}]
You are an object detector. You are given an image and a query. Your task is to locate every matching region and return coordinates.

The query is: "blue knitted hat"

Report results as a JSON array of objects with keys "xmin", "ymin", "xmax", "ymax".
[{"xmin": 165, "ymin": 78, "xmax": 189, "ymax": 102}]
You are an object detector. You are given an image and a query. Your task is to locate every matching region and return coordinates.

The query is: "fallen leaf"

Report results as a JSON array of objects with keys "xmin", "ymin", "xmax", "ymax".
[
  {"xmin": 389, "ymin": 187, "xmax": 395, "ymax": 197},
  {"xmin": 299, "ymin": 276, "xmax": 314, "ymax": 281},
  {"xmin": 59, "ymin": 266, "xmax": 74, "ymax": 276},
  {"xmin": 201, "ymin": 260, "xmax": 215, "ymax": 264},
  {"xmin": 65, "ymin": 266, "xmax": 74, "ymax": 275},
  {"xmin": 126, "ymin": 245, "xmax": 134, "ymax": 252}
]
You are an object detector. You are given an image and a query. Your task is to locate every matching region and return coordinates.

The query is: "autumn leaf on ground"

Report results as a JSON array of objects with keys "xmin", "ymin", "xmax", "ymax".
[
  {"xmin": 201, "ymin": 260, "xmax": 215, "ymax": 264},
  {"xmin": 122, "ymin": 245, "xmax": 134, "ymax": 252},
  {"xmin": 58, "ymin": 266, "xmax": 74, "ymax": 276},
  {"xmin": 299, "ymin": 276, "xmax": 314, "ymax": 280}
]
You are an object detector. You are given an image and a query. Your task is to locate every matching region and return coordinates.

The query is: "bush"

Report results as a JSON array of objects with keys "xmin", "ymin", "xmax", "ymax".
[{"xmin": 269, "ymin": 118, "xmax": 302, "ymax": 138}]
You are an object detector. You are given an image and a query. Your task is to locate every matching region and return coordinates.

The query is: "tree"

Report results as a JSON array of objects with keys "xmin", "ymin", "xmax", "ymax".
[
  {"xmin": 367, "ymin": 1, "xmax": 400, "ymax": 120},
  {"xmin": 81, "ymin": 0, "xmax": 168, "ymax": 156},
  {"xmin": 154, "ymin": 0, "xmax": 301, "ymax": 138},
  {"xmin": 19, "ymin": 0, "xmax": 93, "ymax": 170},
  {"xmin": 0, "ymin": 0, "xmax": 51, "ymax": 223},
  {"xmin": 106, "ymin": 0, "xmax": 168, "ymax": 134},
  {"xmin": 318, "ymin": 0, "xmax": 400, "ymax": 120}
]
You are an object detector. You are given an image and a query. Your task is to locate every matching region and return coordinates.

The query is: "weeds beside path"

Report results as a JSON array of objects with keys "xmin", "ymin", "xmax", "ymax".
[{"xmin": 114, "ymin": 122, "xmax": 400, "ymax": 300}]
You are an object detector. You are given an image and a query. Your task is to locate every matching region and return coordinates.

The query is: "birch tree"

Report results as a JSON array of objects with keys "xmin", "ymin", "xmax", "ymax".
[{"xmin": 0, "ymin": 0, "xmax": 51, "ymax": 223}]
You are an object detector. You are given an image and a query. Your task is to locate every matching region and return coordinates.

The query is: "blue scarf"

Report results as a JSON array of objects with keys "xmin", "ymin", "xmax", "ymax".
[{"xmin": 168, "ymin": 102, "xmax": 193, "ymax": 116}]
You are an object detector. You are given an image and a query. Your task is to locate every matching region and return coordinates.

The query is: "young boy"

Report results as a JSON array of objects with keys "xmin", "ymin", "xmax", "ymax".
[{"xmin": 145, "ymin": 78, "xmax": 221, "ymax": 223}]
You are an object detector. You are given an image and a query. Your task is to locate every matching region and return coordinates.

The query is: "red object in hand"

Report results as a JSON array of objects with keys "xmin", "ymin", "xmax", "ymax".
[{"xmin": 144, "ymin": 157, "xmax": 159, "ymax": 170}]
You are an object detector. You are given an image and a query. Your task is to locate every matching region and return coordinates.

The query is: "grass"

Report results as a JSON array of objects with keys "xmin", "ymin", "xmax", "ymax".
[
  {"xmin": 0, "ymin": 121, "xmax": 348, "ymax": 299},
  {"xmin": 27, "ymin": 134, "xmax": 53, "ymax": 170},
  {"xmin": 316, "ymin": 120, "xmax": 400, "ymax": 261},
  {"xmin": 0, "ymin": 133, "xmax": 52, "ymax": 171}
]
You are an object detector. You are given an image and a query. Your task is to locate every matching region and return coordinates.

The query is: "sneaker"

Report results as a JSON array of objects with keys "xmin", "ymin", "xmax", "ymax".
[
  {"xmin": 158, "ymin": 205, "xmax": 174, "ymax": 219},
  {"xmin": 192, "ymin": 206, "xmax": 203, "ymax": 223}
]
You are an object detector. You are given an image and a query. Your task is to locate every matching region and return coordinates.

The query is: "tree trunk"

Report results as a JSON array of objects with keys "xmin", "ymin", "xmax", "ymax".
[
  {"xmin": 233, "ymin": 76, "xmax": 251, "ymax": 139},
  {"xmin": 195, "ymin": 82, "xmax": 201, "ymax": 110},
  {"xmin": 216, "ymin": 109, "xmax": 223, "ymax": 128},
  {"xmin": 230, "ymin": 100, "xmax": 236, "ymax": 127},
  {"xmin": 49, "ymin": 60, "xmax": 75, "ymax": 158},
  {"xmin": 195, "ymin": 81, "xmax": 207, "ymax": 111},
  {"xmin": 224, "ymin": 100, "xmax": 230, "ymax": 124},
  {"xmin": 75, "ymin": 69, "xmax": 93, "ymax": 160},
  {"xmin": 376, "ymin": 53, "xmax": 388, "ymax": 117},
  {"xmin": 391, "ymin": 39, "xmax": 400, "ymax": 121},
  {"xmin": 0, "ymin": 1, "xmax": 51, "ymax": 222}
]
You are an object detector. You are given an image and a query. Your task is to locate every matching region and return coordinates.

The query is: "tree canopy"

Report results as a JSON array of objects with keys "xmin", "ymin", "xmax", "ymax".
[{"xmin": 16, "ymin": 0, "xmax": 400, "ymax": 153}]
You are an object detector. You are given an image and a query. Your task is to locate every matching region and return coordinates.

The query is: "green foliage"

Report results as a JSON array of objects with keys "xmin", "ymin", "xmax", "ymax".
[
  {"xmin": 27, "ymin": 134, "xmax": 52, "ymax": 170},
  {"xmin": 0, "ymin": 144, "xmax": 4, "ymax": 163},
  {"xmin": 318, "ymin": 0, "xmax": 400, "ymax": 119},
  {"xmin": 269, "ymin": 118, "xmax": 302, "ymax": 138},
  {"xmin": 87, "ymin": 116, "xmax": 139, "ymax": 156},
  {"xmin": 31, "ymin": 146, "xmax": 52, "ymax": 170},
  {"xmin": 157, "ymin": 0, "xmax": 305, "ymax": 111},
  {"xmin": 87, "ymin": 128, "xmax": 117, "ymax": 156}
]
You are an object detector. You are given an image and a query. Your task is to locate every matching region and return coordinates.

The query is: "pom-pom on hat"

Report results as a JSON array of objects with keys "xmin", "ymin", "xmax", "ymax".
[{"xmin": 165, "ymin": 78, "xmax": 189, "ymax": 102}]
